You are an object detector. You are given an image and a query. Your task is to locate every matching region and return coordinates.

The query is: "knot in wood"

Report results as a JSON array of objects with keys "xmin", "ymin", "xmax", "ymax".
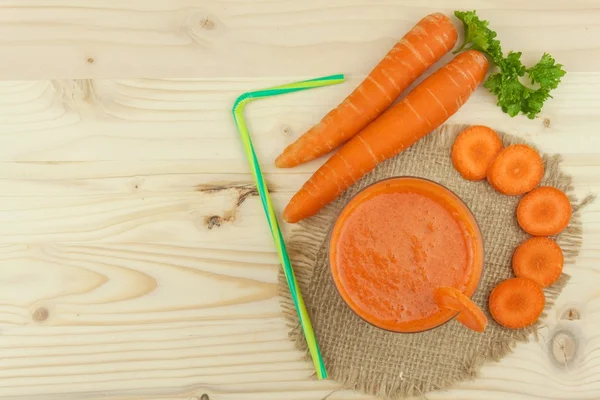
[
  {"xmin": 200, "ymin": 18, "xmax": 215, "ymax": 30},
  {"xmin": 32, "ymin": 307, "xmax": 49, "ymax": 322},
  {"xmin": 560, "ymin": 307, "xmax": 581, "ymax": 320},
  {"xmin": 550, "ymin": 330, "xmax": 578, "ymax": 367},
  {"xmin": 543, "ymin": 118, "xmax": 551, "ymax": 128},
  {"xmin": 205, "ymin": 215, "xmax": 222, "ymax": 229}
]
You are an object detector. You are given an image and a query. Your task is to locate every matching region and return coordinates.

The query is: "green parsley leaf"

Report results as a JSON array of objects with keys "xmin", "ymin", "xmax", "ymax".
[
  {"xmin": 453, "ymin": 10, "xmax": 503, "ymax": 63},
  {"xmin": 454, "ymin": 10, "xmax": 566, "ymax": 119},
  {"xmin": 484, "ymin": 72, "xmax": 529, "ymax": 118},
  {"xmin": 484, "ymin": 51, "xmax": 527, "ymax": 117},
  {"xmin": 527, "ymin": 53, "xmax": 566, "ymax": 91},
  {"xmin": 498, "ymin": 51, "xmax": 526, "ymax": 78},
  {"xmin": 483, "ymin": 52, "xmax": 567, "ymax": 119}
]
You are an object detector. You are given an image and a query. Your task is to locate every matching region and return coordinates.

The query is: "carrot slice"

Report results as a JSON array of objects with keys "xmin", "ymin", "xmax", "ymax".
[
  {"xmin": 517, "ymin": 186, "xmax": 572, "ymax": 236},
  {"xmin": 489, "ymin": 277, "xmax": 545, "ymax": 329},
  {"xmin": 434, "ymin": 287, "xmax": 487, "ymax": 332},
  {"xmin": 452, "ymin": 125, "xmax": 503, "ymax": 181},
  {"xmin": 512, "ymin": 237, "xmax": 564, "ymax": 288},
  {"xmin": 487, "ymin": 144, "xmax": 544, "ymax": 195}
]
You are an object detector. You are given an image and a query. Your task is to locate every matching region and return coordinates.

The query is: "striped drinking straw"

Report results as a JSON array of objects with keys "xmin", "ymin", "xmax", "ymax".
[{"xmin": 231, "ymin": 74, "xmax": 345, "ymax": 380}]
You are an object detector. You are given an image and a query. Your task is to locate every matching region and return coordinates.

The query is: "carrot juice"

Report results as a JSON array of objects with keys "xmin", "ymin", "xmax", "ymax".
[{"xmin": 329, "ymin": 177, "xmax": 484, "ymax": 333}]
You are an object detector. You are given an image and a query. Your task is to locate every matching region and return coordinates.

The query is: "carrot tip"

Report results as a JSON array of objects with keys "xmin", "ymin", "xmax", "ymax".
[
  {"xmin": 275, "ymin": 154, "xmax": 291, "ymax": 168},
  {"xmin": 282, "ymin": 205, "xmax": 298, "ymax": 224}
]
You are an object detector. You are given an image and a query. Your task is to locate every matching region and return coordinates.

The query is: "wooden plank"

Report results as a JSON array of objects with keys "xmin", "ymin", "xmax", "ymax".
[
  {"xmin": 0, "ymin": 163, "xmax": 597, "ymax": 242},
  {"xmin": 0, "ymin": 1, "xmax": 598, "ymax": 79},
  {"xmin": 1, "ymin": 75, "xmax": 600, "ymax": 166},
  {"xmin": 0, "ymin": 240, "xmax": 598, "ymax": 400}
]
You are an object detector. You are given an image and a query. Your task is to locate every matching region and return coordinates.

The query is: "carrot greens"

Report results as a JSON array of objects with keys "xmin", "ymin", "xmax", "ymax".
[{"xmin": 454, "ymin": 10, "xmax": 566, "ymax": 119}]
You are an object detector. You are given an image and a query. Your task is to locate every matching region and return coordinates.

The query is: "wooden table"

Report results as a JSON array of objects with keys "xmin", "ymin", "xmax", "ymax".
[{"xmin": 0, "ymin": 2, "xmax": 598, "ymax": 399}]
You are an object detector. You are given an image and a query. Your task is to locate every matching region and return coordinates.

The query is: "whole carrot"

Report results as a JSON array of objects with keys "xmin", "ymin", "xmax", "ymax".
[
  {"xmin": 283, "ymin": 50, "xmax": 488, "ymax": 223},
  {"xmin": 275, "ymin": 13, "xmax": 458, "ymax": 168}
]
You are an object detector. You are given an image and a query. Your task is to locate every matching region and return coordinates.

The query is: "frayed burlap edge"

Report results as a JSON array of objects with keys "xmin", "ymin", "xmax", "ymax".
[{"xmin": 278, "ymin": 124, "xmax": 595, "ymax": 398}]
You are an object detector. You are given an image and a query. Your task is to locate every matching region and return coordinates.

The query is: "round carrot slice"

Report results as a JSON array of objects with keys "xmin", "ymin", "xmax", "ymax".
[
  {"xmin": 517, "ymin": 186, "xmax": 572, "ymax": 236},
  {"xmin": 452, "ymin": 125, "xmax": 503, "ymax": 181},
  {"xmin": 489, "ymin": 277, "xmax": 545, "ymax": 329},
  {"xmin": 487, "ymin": 144, "xmax": 544, "ymax": 195},
  {"xmin": 512, "ymin": 237, "xmax": 564, "ymax": 288},
  {"xmin": 434, "ymin": 287, "xmax": 487, "ymax": 332}
]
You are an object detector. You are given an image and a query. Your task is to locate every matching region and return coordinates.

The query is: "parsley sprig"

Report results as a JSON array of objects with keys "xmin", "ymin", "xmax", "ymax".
[{"xmin": 454, "ymin": 10, "xmax": 566, "ymax": 119}]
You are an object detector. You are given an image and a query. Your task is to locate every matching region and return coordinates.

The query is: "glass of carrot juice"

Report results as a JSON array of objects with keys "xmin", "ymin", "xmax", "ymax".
[{"xmin": 329, "ymin": 177, "xmax": 484, "ymax": 333}]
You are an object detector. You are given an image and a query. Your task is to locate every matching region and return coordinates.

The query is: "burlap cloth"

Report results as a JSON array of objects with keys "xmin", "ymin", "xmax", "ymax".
[{"xmin": 278, "ymin": 124, "xmax": 593, "ymax": 399}]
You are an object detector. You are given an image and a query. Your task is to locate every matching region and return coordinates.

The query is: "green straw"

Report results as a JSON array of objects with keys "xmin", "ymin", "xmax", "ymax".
[{"xmin": 232, "ymin": 74, "xmax": 345, "ymax": 380}]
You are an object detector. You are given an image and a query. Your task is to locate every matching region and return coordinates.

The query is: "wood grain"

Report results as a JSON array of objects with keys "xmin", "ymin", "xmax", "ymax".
[
  {"xmin": 0, "ymin": 76, "xmax": 597, "ymax": 399},
  {"xmin": 0, "ymin": 1, "xmax": 599, "ymax": 79},
  {"xmin": 0, "ymin": 1, "xmax": 599, "ymax": 399},
  {"xmin": 2, "ymin": 75, "xmax": 600, "ymax": 165}
]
